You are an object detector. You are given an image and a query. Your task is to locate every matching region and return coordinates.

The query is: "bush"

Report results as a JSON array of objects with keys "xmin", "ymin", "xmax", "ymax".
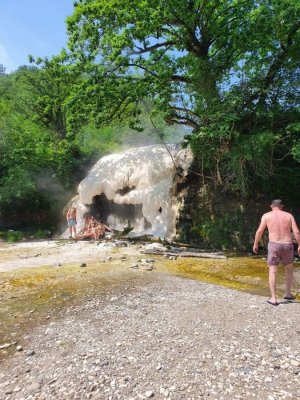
[{"xmin": 5, "ymin": 230, "xmax": 24, "ymax": 242}]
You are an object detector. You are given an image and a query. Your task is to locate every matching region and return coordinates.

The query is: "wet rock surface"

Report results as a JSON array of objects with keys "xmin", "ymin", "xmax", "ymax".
[{"xmin": 0, "ymin": 273, "xmax": 299, "ymax": 400}]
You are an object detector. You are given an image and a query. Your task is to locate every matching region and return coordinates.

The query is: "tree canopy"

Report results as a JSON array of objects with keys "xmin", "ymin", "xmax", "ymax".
[{"xmin": 65, "ymin": 0, "xmax": 300, "ymax": 195}]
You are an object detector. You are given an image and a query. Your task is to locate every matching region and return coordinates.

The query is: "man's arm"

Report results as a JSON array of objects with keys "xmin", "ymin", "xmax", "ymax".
[
  {"xmin": 253, "ymin": 215, "xmax": 267, "ymax": 253},
  {"xmin": 104, "ymin": 224, "xmax": 113, "ymax": 232},
  {"xmin": 291, "ymin": 216, "xmax": 300, "ymax": 255}
]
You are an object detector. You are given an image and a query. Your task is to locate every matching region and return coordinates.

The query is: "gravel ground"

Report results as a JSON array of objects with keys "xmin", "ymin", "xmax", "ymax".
[{"xmin": 0, "ymin": 271, "xmax": 299, "ymax": 400}]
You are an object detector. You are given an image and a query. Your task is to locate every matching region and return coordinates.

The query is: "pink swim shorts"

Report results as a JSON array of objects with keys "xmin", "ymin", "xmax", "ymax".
[{"xmin": 267, "ymin": 241, "xmax": 294, "ymax": 266}]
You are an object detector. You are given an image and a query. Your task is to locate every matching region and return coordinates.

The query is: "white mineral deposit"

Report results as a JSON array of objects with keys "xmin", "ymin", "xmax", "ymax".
[{"xmin": 66, "ymin": 145, "xmax": 193, "ymax": 239}]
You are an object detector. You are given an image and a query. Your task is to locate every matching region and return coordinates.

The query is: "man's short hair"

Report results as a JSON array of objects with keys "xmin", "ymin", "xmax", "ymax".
[{"xmin": 271, "ymin": 199, "xmax": 283, "ymax": 206}]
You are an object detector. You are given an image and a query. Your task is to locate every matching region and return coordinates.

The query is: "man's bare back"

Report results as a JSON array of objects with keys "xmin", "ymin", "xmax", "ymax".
[
  {"xmin": 254, "ymin": 202, "xmax": 300, "ymax": 250},
  {"xmin": 261, "ymin": 210, "xmax": 297, "ymax": 243},
  {"xmin": 253, "ymin": 199, "xmax": 300, "ymax": 305}
]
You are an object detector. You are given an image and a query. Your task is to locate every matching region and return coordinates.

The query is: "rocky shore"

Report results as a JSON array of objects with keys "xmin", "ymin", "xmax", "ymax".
[{"xmin": 0, "ymin": 269, "xmax": 299, "ymax": 400}]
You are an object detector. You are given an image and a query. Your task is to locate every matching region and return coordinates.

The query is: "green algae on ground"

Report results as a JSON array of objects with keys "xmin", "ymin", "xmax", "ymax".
[
  {"xmin": 156, "ymin": 256, "xmax": 292, "ymax": 296},
  {"xmin": 0, "ymin": 261, "xmax": 142, "ymax": 359}
]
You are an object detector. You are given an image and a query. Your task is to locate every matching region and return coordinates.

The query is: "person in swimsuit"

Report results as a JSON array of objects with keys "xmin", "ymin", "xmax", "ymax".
[
  {"xmin": 253, "ymin": 199, "xmax": 300, "ymax": 306},
  {"xmin": 90, "ymin": 218, "xmax": 113, "ymax": 239},
  {"xmin": 75, "ymin": 215, "xmax": 113, "ymax": 240},
  {"xmin": 66, "ymin": 207, "xmax": 77, "ymax": 238},
  {"xmin": 97, "ymin": 221, "xmax": 113, "ymax": 239}
]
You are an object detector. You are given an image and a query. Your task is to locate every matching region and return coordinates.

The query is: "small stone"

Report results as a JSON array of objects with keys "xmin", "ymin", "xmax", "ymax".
[
  {"xmin": 281, "ymin": 363, "xmax": 289, "ymax": 369},
  {"xmin": 130, "ymin": 264, "xmax": 139, "ymax": 269},
  {"xmin": 80, "ymin": 263, "xmax": 87, "ymax": 268},
  {"xmin": 145, "ymin": 390, "xmax": 154, "ymax": 398},
  {"xmin": 160, "ymin": 387, "xmax": 169, "ymax": 397},
  {"xmin": 0, "ymin": 343, "xmax": 12, "ymax": 349},
  {"xmin": 27, "ymin": 382, "xmax": 41, "ymax": 393},
  {"xmin": 26, "ymin": 350, "xmax": 35, "ymax": 356},
  {"xmin": 16, "ymin": 345, "xmax": 23, "ymax": 352},
  {"xmin": 291, "ymin": 360, "xmax": 300, "ymax": 367}
]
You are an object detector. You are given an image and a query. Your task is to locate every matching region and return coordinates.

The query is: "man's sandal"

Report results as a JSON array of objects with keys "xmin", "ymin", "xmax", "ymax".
[{"xmin": 283, "ymin": 295, "xmax": 296, "ymax": 301}]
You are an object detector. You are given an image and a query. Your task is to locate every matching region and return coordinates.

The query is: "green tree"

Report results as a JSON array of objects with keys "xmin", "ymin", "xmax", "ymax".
[
  {"xmin": 0, "ymin": 65, "xmax": 83, "ymax": 228},
  {"xmin": 15, "ymin": 59, "xmax": 78, "ymax": 140},
  {"xmin": 65, "ymin": 0, "xmax": 300, "ymax": 195}
]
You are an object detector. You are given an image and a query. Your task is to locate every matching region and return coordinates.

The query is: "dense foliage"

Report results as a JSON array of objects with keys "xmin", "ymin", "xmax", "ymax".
[
  {"xmin": 65, "ymin": 0, "xmax": 300, "ymax": 198},
  {"xmin": 0, "ymin": 63, "xmax": 181, "ymax": 230}
]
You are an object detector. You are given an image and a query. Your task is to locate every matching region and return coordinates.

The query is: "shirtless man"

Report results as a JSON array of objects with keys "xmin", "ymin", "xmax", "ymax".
[
  {"xmin": 253, "ymin": 199, "xmax": 300, "ymax": 306},
  {"xmin": 98, "ymin": 221, "xmax": 113, "ymax": 239},
  {"xmin": 66, "ymin": 207, "xmax": 77, "ymax": 238},
  {"xmin": 75, "ymin": 216, "xmax": 113, "ymax": 240},
  {"xmin": 92, "ymin": 220, "xmax": 113, "ymax": 239}
]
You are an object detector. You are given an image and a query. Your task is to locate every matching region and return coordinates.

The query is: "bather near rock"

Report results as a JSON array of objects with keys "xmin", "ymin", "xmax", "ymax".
[{"xmin": 75, "ymin": 216, "xmax": 112, "ymax": 240}]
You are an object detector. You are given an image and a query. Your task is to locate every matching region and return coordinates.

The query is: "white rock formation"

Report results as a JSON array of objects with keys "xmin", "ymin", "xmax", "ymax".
[{"xmin": 66, "ymin": 145, "xmax": 193, "ymax": 239}]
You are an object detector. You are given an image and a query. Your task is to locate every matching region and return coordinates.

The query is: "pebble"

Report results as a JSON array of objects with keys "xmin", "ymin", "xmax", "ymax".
[
  {"xmin": 27, "ymin": 382, "xmax": 41, "ymax": 393},
  {"xmin": 143, "ymin": 265, "xmax": 154, "ymax": 271},
  {"xmin": 0, "ymin": 343, "xmax": 12, "ymax": 349},
  {"xmin": 145, "ymin": 390, "xmax": 154, "ymax": 398},
  {"xmin": 160, "ymin": 387, "xmax": 169, "ymax": 397},
  {"xmin": 291, "ymin": 360, "xmax": 300, "ymax": 367}
]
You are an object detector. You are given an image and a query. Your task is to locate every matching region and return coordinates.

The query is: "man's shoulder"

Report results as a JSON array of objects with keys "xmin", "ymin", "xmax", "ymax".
[
  {"xmin": 279, "ymin": 210, "xmax": 293, "ymax": 218},
  {"xmin": 262, "ymin": 211, "xmax": 272, "ymax": 219},
  {"xmin": 265, "ymin": 210, "xmax": 293, "ymax": 220}
]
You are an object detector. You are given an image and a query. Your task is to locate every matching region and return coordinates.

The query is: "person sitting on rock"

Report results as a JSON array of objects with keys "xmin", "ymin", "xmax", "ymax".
[
  {"xmin": 75, "ymin": 213, "xmax": 95, "ymax": 240},
  {"xmin": 96, "ymin": 221, "xmax": 113, "ymax": 239}
]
